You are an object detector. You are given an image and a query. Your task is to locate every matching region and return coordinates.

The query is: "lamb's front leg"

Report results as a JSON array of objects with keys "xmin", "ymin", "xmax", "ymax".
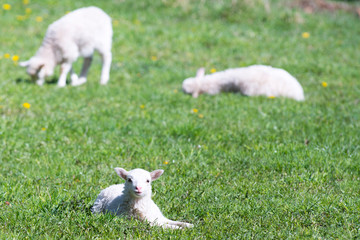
[
  {"xmin": 165, "ymin": 219, "xmax": 193, "ymax": 229},
  {"xmin": 58, "ymin": 62, "xmax": 72, "ymax": 87},
  {"xmin": 152, "ymin": 217, "xmax": 193, "ymax": 229}
]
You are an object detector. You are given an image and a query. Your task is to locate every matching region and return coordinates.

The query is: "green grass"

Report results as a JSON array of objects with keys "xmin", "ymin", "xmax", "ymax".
[{"xmin": 1, "ymin": 0, "xmax": 360, "ymax": 238}]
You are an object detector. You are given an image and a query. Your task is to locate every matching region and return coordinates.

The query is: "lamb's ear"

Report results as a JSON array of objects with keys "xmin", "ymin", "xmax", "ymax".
[
  {"xmin": 114, "ymin": 168, "xmax": 128, "ymax": 180},
  {"xmin": 150, "ymin": 169, "xmax": 164, "ymax": 181},
  {"xmin": 19, "ymin": 60, "xmax": 30, "ymax": 67},
  {"xmin": 196, "ymin": 67, "xmax": 205, "ymax": 78}
]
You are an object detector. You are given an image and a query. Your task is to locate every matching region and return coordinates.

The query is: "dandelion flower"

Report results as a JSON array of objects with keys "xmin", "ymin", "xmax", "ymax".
[
  {"xmin": 3, "ymin": 4, "xmax": 11, "ymax": 10},
  {"xmin": 198, "ymin": 114, "xmax": 204, "ymax": 118},
  {"xmin": 35, "ymin": 16, "xmax": 43, "ymax": 22},
  {"xmin": 23, "ymin": 102, "xmax": 31, "ymax": 109},
  {"xmin": 321, "ymin": 81, "xmax": 328, "ymax": 87},
  {"xmin": 140, "ymin": 104, "xmax": 145, "ymax": 109},
  {"xmin": 151, "ymin": 56, "xmax": 157, "ymax": 61},
  {"xmin": 16, "ymin": 15, "xmax": 26, "ymax": 21},
  {"xmin": 192, "ymin": 108, "xmax": 198, "ymax": 113},
  {"xmin": 268, "ymin": 96, "xmax": 275, "ymax": 99},
  {"xmin": 23, "ymin": 0, "xmax": 30, "ymax": 5},
  {"xmin": 113, "ymin": 20, "xmax": 119, "ymax": 26},
  {"xmin": 173, "ymin": 89, "xmax": 178, "ymax": 93},
  {"xmin": 210, "ymin": 68, "xmax": 216, "ymax": 73},
  {"xmin": 302, "ymin": 32, "xmax": 310, "ymax": 39},
  {"xmin": 12, "ymin": 55, "xmax": 19, "ymax": 62},
  {"xmin": 25, "ymin": 8, "xmax": 32, "ymax": 14},
  {"xmin": 163, "ymin": 161, "xmax": 169, "ymax": 165},
  {"xmin": 41, "ymin": 127, "xmax": 46, "ymax": 131},
  {"xmin": 4, "ymin": 53, "xmax": 10, "ymax": 59}
]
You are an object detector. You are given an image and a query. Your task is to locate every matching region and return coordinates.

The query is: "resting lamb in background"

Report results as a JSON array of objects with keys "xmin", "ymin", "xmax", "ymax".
[
  {"xmin": 20, "ymin": 6, "xmax": 112, "ymax": 87},
  {"xmin": 182, "ymin": 65, "xmax": 305, "ymax": 101},
  {"xmin": 92, "ymin": 168, "xmax": 193, "ymax": 229}
]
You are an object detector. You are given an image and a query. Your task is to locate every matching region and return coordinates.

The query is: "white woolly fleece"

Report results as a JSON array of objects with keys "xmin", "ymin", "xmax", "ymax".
[
  {"xmin": 20, "ymin": 6, "xmax": 113, "ymax": 87},
  {"xmin": 92, "ymin": 168, "xmax": 193, "ymax": 229},
  {"xmin": 182, "ymin": 65, "xmax": 305, "ymax": 101}
]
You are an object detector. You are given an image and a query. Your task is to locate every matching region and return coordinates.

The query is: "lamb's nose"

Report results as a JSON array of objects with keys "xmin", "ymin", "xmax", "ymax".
[{"xmin": 136, "ymin": 186, "xmax": 142, "ymax": 191}]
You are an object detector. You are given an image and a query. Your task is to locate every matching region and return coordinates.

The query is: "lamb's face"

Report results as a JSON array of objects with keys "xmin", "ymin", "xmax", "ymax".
[
  {"xmin": 124, "ymin": 169, "xmax": 153, "ymax": 198},
  {"xmin": 182, "ymin": 77, "xmax": 200, "ymax": 98},
  {"xmin": 115, "ymin": 168, "xmax": 164, "ymax": 199},
  {"xmin": 20, "ymin": 57, "xmax": 51, "ymax": 81}
]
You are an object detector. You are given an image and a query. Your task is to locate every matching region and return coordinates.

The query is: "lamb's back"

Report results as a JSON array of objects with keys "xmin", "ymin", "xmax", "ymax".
[
  {"xmin": 46, "ymin": 7, "xmax": 112, "ymax": 56},
  {"xmin": 92, "ymin": 184, "xmax": 124, "ymax": 214},
  {"xmin": 230, "ymin": 65, "xmax": 304, "ymax": 100}
]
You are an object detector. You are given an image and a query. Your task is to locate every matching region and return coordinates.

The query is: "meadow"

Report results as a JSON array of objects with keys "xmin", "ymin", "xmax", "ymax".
[{"xmin": 1, "ymin": 0, "xmax": 360, "ymax": 238}]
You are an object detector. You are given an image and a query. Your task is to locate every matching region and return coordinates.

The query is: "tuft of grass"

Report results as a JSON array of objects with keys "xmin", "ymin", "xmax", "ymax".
[{"xmin": 1, "ymin": 0, "xmax": 360, "ymax": 238}]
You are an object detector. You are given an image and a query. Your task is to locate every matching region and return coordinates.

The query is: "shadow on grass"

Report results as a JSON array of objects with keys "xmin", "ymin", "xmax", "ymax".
[{"xmin": 16, "ymin": 77, "xmax": 59, "ymax": 85}]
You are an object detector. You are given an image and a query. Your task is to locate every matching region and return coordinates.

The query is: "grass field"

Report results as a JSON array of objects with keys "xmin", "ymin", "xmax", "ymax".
[{"xmin": 1, "ymin": 0, "xmax": 360, "ymax": 238}]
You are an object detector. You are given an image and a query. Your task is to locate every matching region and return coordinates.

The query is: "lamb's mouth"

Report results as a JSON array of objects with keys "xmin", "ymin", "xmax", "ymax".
[{"xmin": 134, "ymin": 191, "xmax": 142, "ymax": 195}]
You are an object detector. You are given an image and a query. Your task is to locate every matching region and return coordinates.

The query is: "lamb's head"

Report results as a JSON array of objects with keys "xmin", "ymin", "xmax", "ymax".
[
  {"xmin": 19, "ymin": 57, "xmax": 54, "ymax": 83},
  {"xmin": 182, "ymin": 68, "xmax": 205, "ymax": 98},
  {"xmin": 115, "ymin": 168, "xmax": 164, "ymax": 199}
]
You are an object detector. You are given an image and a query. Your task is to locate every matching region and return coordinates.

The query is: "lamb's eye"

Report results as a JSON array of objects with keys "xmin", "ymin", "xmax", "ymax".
[
  {"xmin": 146, "ymin": 179, "xmax": 150, "ymax": 183},
  {"xmin": 127, "ymin": 178, "xmax": 132, "ymax": 183}
]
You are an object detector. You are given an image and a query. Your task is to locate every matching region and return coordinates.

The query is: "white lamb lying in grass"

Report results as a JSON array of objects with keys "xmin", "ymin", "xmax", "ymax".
[
  {"xmin": 20, "ymin": 6, "xmax": 112, "ymax": 87},
  {"xmin": 92, "ymin": 168, "xmax": 193, "ymax": 229},
  {"xmin": 182, "ymin": 65, "xmax": 305, "ymax": 101}
]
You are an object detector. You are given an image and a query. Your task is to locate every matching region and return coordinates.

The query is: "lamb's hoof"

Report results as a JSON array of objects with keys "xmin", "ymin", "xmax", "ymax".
[
  {"xmin": 70, "ymin": 74, "xmax": 79, "ymax": 83},
  {"xmin": 36, "ymin": 79, "xmax": 45, "ymax": 86},
  {"xmin": 183, "ymin": 223, "xmax": 194, "ymax": 228},
  {"xmin": 57, "ymin": 83, "xmax": 66, "ymax": 88},
  {"xmin": 71, "ymin": 77, "xmax": 87, "ymax": 86},
  {"xmin": 100, "ymin": 79, "xmax": 109, "ymax": 85}
]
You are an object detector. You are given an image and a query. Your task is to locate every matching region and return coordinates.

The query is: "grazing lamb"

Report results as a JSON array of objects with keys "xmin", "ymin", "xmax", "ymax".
[
  {"xmin": 182, "ymin": 65, "xmax": 305, "ymax": 101},
  {"xmin": 92, "ymin": 168, "xmax": 193, "ymax": 229},
  {"xmin": 19, "ymin": 6, "xmax": 112, "ymax": 87}
]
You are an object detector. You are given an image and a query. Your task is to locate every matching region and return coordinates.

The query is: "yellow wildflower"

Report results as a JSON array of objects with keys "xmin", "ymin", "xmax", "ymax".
[
  {"xmin": 113, "ymin": 20, "xmax": 119, "ymax": 26},
  {"xmin": 210, "ymin": 68, "xmax": 216, "ymax": 73},
  {"xmin": 198, "ymin": 114, "xmax": 204, "ymax": 118},
  {"xmin": 151, "ymin": 56, "xmax": 157, "ymax": 61},
  {"xmin": 12, "ymin": 55, "xmax": 19, "ymax": 62},
  {"xmin": 163, "ymin": 161, "xmax": 169, "ymax": 165},
  {"xmin": 23, "ymin": 0, "xmax": 30, "ymax": 5},
  {"xmin": 192, "ymin": 108, "xmax": 198, "ymax": 113},
  {"xmin": 302, "ymin": 32, "xmax": 310, "ymax": 39},
  {"xmin": 25, "ymin": 8, "xmax": 32, "ymax": 14},
  {"xmin": 4, "ymin": 53, "xmax": 10, "ymax": 59},
  {"xmin": 173, "ymin": 89, "xmax": 178, "ymax": 93},
  {"xmin": 321, "ymin": 81, "xmax": 328, "ymax": 87},
  {"xmin": 140, "ymin": 104, "xmax": 145, "ymax": 109},
  {"xmin": 3, "ymin": 4, "xmax": 11, "ymax": 10},
  {"xmin": 16, "ymin": 15, "xmax": 26, "ymax": 21},
  {"xmin": 23, "ymin": 102, "xmax": 31, "ymax": 109},
  {"xmin": 268, "ymin": 96, "xmax": 275, "ymax": 99},
  {"xmin": 41, "ymin": 127, "xmax": 46, "ymax": 131},
  {"xmin": 35, "ymin": 16, "xmax": 43, "ymax": 22}
]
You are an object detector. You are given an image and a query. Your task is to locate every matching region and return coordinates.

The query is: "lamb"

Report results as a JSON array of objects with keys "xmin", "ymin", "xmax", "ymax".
[
  {"xmin": 92, "ymin": 168, "xmax": 193, "ymax": 229},
  {"xmin": 182, "ymin": 65, "xmax": 305, "ymax": 101},
  {"xmin": 19, "ymin": 6, "xmax": 112, "ymax": 87}
]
